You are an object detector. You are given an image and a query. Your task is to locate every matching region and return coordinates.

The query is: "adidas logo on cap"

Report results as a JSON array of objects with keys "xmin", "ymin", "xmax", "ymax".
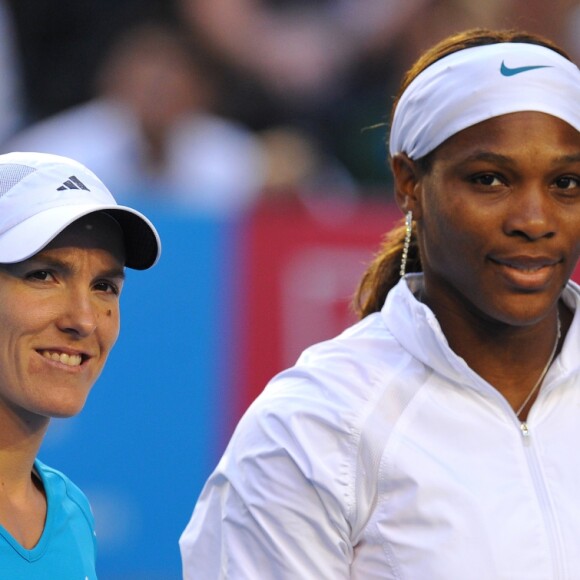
[{"xmin": 57, "ymin": 175, "xmax": 90, "ymax": 191}]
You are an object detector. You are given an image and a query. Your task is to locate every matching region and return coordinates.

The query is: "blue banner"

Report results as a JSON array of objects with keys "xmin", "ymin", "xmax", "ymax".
[{"xmin": 40, "ymin": 209, "xmax": 243, "ymax": 579}]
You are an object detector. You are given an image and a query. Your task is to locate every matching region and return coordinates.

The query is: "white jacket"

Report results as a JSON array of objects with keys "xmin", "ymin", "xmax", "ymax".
[{"xmin": 180, "ymin": 276, "xmax": 580, "ymax": 579}]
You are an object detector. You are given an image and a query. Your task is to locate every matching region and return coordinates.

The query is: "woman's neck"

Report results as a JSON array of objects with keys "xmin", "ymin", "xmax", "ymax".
[{"xmin": 418, "ymin": 284, "xmax": 570, "ymax": 416}]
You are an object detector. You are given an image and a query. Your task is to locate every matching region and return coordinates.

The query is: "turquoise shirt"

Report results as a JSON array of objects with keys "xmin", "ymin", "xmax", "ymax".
[{"xmin": 0, "ymin": 459, "xmax": 97, "ymax": 579}]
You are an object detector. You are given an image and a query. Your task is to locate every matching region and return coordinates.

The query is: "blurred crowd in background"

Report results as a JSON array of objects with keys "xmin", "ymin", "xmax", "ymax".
[{"xmin": 0, "ymin": 0, "xmax": 578, "ymax": 214}]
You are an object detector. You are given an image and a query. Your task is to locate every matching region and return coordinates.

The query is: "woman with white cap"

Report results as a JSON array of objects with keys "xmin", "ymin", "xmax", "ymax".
[
  {"xmin": 180, "ymin": 27, "xmax": 580, "ymax": 578},
  {"xmin": 0, "ymin": 151, "xmax": 160, "ymax": 578}
]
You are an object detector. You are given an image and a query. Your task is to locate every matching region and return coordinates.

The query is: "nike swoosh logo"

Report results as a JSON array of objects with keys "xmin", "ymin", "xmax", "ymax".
[{"xmin": 500, "ymin": 61, "xmax": 552, "ymax": 76}]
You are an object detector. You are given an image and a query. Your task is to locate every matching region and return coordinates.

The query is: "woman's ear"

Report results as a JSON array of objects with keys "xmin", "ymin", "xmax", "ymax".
[{"xmin": 391, "ymin": 153, "xmax": 423, "ymax": 219}]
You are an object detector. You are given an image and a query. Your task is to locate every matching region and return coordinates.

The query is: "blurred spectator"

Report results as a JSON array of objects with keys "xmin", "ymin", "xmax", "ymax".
[
  {"xmin": 178, "ymin": 0, "xmax": 430, "ymax": 116},
  {"xmin": 177, "ymin": 0, "xmax": 432, "ymax": 187},
  {"xmin": 0, "ymin": 0, "xmax": 23, "ymax": 144},
  {"xmin": 5, "ymin": 0, "xmax": 174, "ymax": 123},
  {"xmin": 259, "ymin": 125, "xmax": 356, "ymax": 196},
  {"xmin": 565, "ymin": 5, "xmax": 580, "ymax": 61},
  {"xmin": 256, "ymin": 124, "xmax": 361, "ymax": 222},
  {"xmin": 502, "ymin": 0, "xmax": 579, "ymax": 60},
  {"xmin": 5, "ymin": 22, "xmax": 266, "ymax": 214},
  {"xmin": 177, "ymin": 0, "xmax": 580, "ymax": 190},
  {"xmin": 396, "ymin": 0, "xmax": 580, "ymax": 70},
  {"xmin": 8, "ymin": 0, "xmax": 577, "ymax": 197},
  {"xmin": 392, "ymin": 0, "xmax": 504, "ymax": 72}
]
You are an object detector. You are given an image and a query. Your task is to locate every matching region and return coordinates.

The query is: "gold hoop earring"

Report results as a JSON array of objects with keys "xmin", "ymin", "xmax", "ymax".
[{"xmin": 400, "ymin": 210, "xmax": 412, "ymax": 278}]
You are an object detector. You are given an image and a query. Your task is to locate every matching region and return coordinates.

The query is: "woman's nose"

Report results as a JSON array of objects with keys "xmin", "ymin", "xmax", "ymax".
[
  {"xmin": 56, "ymin": 289, "xmax": 98, "ymax": 338},
  {"xmin": 504, "ymin": 187, "xmax": 556, "ymax": 241}
]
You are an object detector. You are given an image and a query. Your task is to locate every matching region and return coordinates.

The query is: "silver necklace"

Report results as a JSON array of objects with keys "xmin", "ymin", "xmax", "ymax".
[{"xmin": 515, "ymin": 313, "xmax": 562, "ymax": 419}]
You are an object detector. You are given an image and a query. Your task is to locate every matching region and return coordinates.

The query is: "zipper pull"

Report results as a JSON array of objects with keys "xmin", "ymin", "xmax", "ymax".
[{"xmin": 520, "ymin": 422, "xmax": 530, "ymax": 439}]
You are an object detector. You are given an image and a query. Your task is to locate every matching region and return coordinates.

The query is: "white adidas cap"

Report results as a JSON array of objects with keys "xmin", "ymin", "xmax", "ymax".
[{"xmin": 0, "ymin": 151, "xmax": 160, "ymax": 269}]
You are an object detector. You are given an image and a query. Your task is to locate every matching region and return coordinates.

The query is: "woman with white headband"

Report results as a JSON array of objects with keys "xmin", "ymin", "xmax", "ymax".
[{"xmin": 180, "ymin": 28, "xmax": 580, "ymax": 578}]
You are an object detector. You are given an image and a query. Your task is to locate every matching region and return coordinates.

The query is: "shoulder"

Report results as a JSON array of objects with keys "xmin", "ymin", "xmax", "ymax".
[
  {"xmin": 255, "ymin": 311, "xmax": 405, "ymax": 419},
  {"xmin": 35, "ymin": 460, "xmax": 95, "ymax": 530},
  {"xmin": 228, "ymin": 315, "xmax": 406, "ymax": 479},
  {"xmin": 4, "ymin": 99, "xmax": 134, "ymax": 163},
  {"xmin": 30, "ymin": 460, "xmax": 97, "ymax": 573}
]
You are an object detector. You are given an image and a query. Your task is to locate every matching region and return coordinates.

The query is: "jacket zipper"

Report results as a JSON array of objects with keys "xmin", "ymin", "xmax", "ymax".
[
  {"xmin": 489, "ymin": 383, "xmax": 566, "ymax": 579},
  {"xmin": 518, "ymin": 420, "xmax": 566, "ymax": 579},
  {"xmin": 464, "ymin": 373, "xmax": 568, "ymax": 576},
  {"xmin": 520, "ymin": 422, "xmax": 530, "ymax": 439}
]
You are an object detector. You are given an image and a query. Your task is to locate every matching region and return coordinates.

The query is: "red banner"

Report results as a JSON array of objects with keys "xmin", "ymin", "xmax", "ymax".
[{"xmin": 235, "ymin": 197, "xmax": 401, "ymax": 420}]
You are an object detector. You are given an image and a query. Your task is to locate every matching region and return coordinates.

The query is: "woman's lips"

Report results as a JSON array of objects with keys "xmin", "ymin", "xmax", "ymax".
[
  {"xmin": 37, "ymin": 348, "xmax": 89, "ymax": 368},
  {"xmin": 490, "ymin": 256, "xmax": 559, "ymax": 289}
]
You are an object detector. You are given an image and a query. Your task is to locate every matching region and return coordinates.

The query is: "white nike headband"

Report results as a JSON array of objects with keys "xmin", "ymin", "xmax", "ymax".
[
  {"xmin": 0, "ymin": 151, "xmax": 161, "ymax": 269},
  {"xmin": 389, "ymin": 42, "xmax": 580, "ymax": 159}
]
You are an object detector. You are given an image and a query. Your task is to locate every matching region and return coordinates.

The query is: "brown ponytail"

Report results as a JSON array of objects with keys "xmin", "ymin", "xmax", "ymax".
[{"xmin": 352, "ymin": 27, "xmax": 572, "ymax": 320}]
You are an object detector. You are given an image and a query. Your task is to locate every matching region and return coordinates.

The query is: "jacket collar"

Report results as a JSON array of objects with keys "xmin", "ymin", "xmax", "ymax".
[{"xmin": 381, "ymin": 274, "xmax": 580, "ymax": 391}]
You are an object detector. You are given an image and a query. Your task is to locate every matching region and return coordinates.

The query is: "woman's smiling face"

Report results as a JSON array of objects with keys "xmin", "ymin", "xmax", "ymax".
[
  {"xmin": 0, "ymin": 213, "xmax": 126, "ymax": 425},
  {"xmin": 410, "ymin": 111, "xmax": 580, "ymax": 328}
]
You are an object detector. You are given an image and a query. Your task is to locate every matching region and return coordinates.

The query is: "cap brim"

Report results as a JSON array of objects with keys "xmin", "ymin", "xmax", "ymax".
[
  {"xmin": 103, "ymin": 207, "xmax": 161, "ymax": 270},
  {"xmin": 0, "ymin": 203, "xmax": 161, "ymax": 269}
]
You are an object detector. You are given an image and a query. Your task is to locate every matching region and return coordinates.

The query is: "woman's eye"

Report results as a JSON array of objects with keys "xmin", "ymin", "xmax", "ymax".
[
  {"xmin": 27, "ymin": 270, "xmax": 53, "ymax": 281},
  {"xmin": 94, "ymin": 281, "xmax": 120, "ymax": 295},
  {"xmin": 472, "ymin": 174, "xmax": 502, "ymax": 186},
  {"xmin": 555, "ymin": 176, "xmax": 579, "ymax": 190}
]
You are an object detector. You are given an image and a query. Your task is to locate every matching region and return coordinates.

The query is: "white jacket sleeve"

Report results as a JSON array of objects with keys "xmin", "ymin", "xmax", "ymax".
[{"xmin": 179, "ymin": 375, "xmax": 356, "ymax": 579}]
